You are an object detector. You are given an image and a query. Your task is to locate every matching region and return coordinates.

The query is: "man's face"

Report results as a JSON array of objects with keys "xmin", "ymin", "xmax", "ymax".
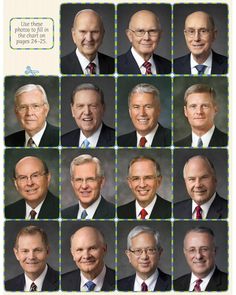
[
  {"xmin": 72, "ymin": 10, "xmax": 104, "ymax": 61},
  {"xmin": 184, "ymin": 232, "xmax": 216, "ymax": 278},
  {"xmin": 126, "ymin": 232, "xmax": 162, "ymax": 280},
  {"xmin": 184, "ymin": 157, "xmax": 217, "ymax": 205},
  {"xmin": 129, "ymin": 92, "xmax": 160, "ymax": 136},
  {"xmin": 70, "ymin": 227, "xmax": 107, "ymax": 279},
  {"xmin": 184, "ymin": 92, "xmax": 218, "ymax": 135},
  {"xmin": 14, "ymin": 233, "xmax": 49, "ymax": 281},
  {"xmin": 126, "ymin": 10, "xmax": 161, "ymax": 60},
  {"xmin": 14, "ymin": 157, "xmax": 51, "ymax": 208},
  {"xmin": 184, "ymin": 11, "xmax": 217, "ymax": 62},
  {"xmin": 128, "ymin": 159, "xmax": 162, "ymax": 208},
  {"xmin": 71, "ymin": 162, "xmax": 105, "ymax": 209},
  {"xmin": 15, "ymin": 89, "xmax": 49, "ymax": 137},
  {"xmin": 71, "ymin": 89, "xmax": 105, "ymax": 138}
]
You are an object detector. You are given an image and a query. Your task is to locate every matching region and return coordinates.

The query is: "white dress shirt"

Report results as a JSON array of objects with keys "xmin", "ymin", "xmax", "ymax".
[
  {"xmin": 24, "ymin": 264, "xmax": 48, "ymax": 291},
  {"xmin": 191, "ymin": 193, "xmax": 216, "ymax": 219},
  {"xmin": 80, "ymin": 265, "xmax": 106, "ymax": 291},
  {"xmin": 135, "ymin": 195, "xmax": 157, "ymax": 219},
  {"xmin": 79, "ymin": 123, "xmax": 102, "ymax": 147},
  {"xmin": 190, "ymin": 51, "xmax": 212, "ymax": 74},
  {"xmin": 25, "ymin": 122, "xmax": 47, "ymax": 147},
  {"xmin": 131, "ymin": 47, "xmax": 157, "ymax": 74},
  {"xmin": 191, "ymin": 125, "xmax": 215, "ymax": 147},
  {"xmin": 134, "ymin": 269, "xmax": 159, "ymax": 291},
  {"xmin": 75, "ymin": 48, "xmax": 100, "ymax": 74},
  {"xmin": 77, "ymin": 196, "xmax": 102, "ymax": 219},
  {"xmin": 136, "ymin": 124, "xmax": 159, "ymax": 147},
  {"xmin": 189, "ymin": 267, "xmax": 215, "ymax": 291},
  {"xmin": 25, "ymin": 199, "xmax": 45, "ymax": 219}
]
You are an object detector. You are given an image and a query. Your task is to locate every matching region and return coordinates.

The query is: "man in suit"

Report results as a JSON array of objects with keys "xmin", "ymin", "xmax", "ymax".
[
  {"xmin": 118, "ymin": 225, "xmax": 171, "ymax": 291},
  {"xmin": 5, "ymin": 225, "xmax": 59, "ymax": 291},
  {"xmin": 118, "ymin": 10, "xmax": 171, "ymax": 74},
  {"xmin": 174, "ymin": 155, "xmax": 227, "ymax": 219},
  {"xmin": 5, "ymin": 84, "xmax": 59, "ymax": 147},
  {"xmin": 118, "ymin": 156, "xmax": 171, "ymax": 219},
  {"xmin": 174, "ymin": 11, "xmax": 228, "ymax": 74},
  {"xmin": 5, "ymin": 156, "xmax": 59, "ymax": 219},
  {"xmin": 61, "ymin": 9, "xmax": 114, "ymax": 74},
  {"xmin": 118, "ymin": 83, "xmax": 171, "ymax": 147},
  {"xmin": 174, "ymin": 227, "xmax": 227, "ymax": 291},
  {"xmin": 62, "ymin": 154, "xmax": 114, "ymax": 219},
  {"xmin": 62, "ymin": 226, "xmax": 115, "ymax": 291},
  {"xmin": 175, "ymin": 84, "xmax": 228, "ymax": 147},
  {"xmin": 61, "ymin": 83, "xmax": 115, "ymax": 147}
]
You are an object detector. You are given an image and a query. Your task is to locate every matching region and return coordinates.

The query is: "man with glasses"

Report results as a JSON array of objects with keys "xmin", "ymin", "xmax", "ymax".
[
  {"xmin": 62, "ymin": 154, "xmax": 115, "ymax": 219},
  {"xmin": 174, "ymin": 11, "xmax": 228, "ymax": 74},
  {"xmin": 174, "ymin": 227, "xmax": 227, "ymax": 291},
  {"xmin": 118, "ymin": 156, "xmax": 171, "ymax": 219},
  {"xmin": 5, "ymin": 156, "xmax": 59, "ymax": 219},
  {"xmin": 118, "ymin": 10, "xmax": 171, "ymax": 74},
  {"xmin": 5, "ymin": 84, "xmax": 59, "ymax": 147},
  {"xmin": 118, "ymin": 225, "xmax": 171, "ymax": 291}
]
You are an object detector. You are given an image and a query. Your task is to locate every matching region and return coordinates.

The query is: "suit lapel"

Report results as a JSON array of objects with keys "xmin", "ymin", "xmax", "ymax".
[{"xmin": 126, "ymin": 50, "xmax": 141, "ymax": 73}]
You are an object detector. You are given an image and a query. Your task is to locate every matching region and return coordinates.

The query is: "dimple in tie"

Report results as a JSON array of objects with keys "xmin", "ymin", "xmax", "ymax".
[
  {"xmin": 195, "ymin": 64, "xmax": 207, "ymax": 75},
  {"xmin": 197, "ymin": 137, "xmax": 203, "ymax": 148},
  {"xmin": 30, "ymin": 210, "xmax": 37, "ymax": 220},
  {"xmin": 141, "ymin": 281, "xmax": 148, "ymax": 291},
  {"xmin": 27, "ymin": 138, "xmax": 35, "ymax": 147},
  {"xmin": 143, "ymin": 61, "xmax": 152, "ymax": 75},
  {"xmin": 81, "ymin": 210, "xmax": 88, "ymax": 219},
  {"xmin": 30, "ymin": 282, "xmax": 37, "ymax": 291},
  {"xmin": 85, "ymin": 280, "xmax": 96, "ymax": 291},
  {"xmin": 195, "ymin": 205, "xmax": 202, "ymax": 219},
  {"xmin": 139, "ymin": 137, "xmax": 147, "ymax": 147},
  {"xmin": 87, "ymin": 62, "xmax": 96, "ymax": 74},
  {"xmin": 194, "ymin": 278, "xmax": 203, "ymax": 292},
  {"xmin": 140, "ymin": 208, "xmax": 148, "ymax": 219},
  {"xmin": 81, "ymin": 139, "xmax": 90, "ymax": 148}
]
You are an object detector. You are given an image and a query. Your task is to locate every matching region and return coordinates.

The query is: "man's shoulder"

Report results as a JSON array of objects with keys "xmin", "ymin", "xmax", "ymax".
[
  {"xmin": 61, "ymin": 128, "xmax": 80, "ymax": 146},
  {"xmin": 175, "ymin": 134, "xmax": 191, "ymax": 147},
  {"xmin": 62, "ymin": 269, "xmax": 79, "ymax": 280},
  {"xmin": 174, "ymin": 273, "xmax": 191, "ymax": 291},
  {"xmin": 97, "ymin": 52, "xmax": 114, "ymax": 62},
  {"xmin": 97, "ymin": 123, "xmax": 115, "ymax": 146},
  {"xmin": 5, "ymin": 199, "xmax": 25, "ymax": 218},
  {"xmin": 174, "ymin": 54, "xmax": 190, "ymax": 73},
  {"xmin": 117, "ymin": 274, "xmax": 135, "ymax": 291},
  {"xmin": 61, "ymin": 204, "xmax": 78, "ymax": 219},
  {"xmin": 117, "ymin": 200, "xmax": 135, "ymax": 218},
  {"xmin": 118, "ymin": 131, "xmax": 136, "ymax": 147},
  {"xmin": 152, "ymin": 53, "xmax": 171, "ymax": 73},
  {"xmin": 5, "ymin": 130, "xmax": 25, "ymax": 146},
  {"xmin": 5, "ymin": 273, "xmax": 24, "ymax": 291}
]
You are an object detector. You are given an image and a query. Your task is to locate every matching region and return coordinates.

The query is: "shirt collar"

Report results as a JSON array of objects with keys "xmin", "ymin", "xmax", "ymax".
[
  {"xmin": 77, "ymin": 195, "xmax": 102, "ymax": 219},
  {"xmin": 75, "ymin": 48, "xmax": 99, "ymax": 74},
  {"xmin": 189, "ymin": 266, "xmax": 215, "ymax": 291},
  {"xmin": 25, "ymin": 198, "xmax": 46, "ymax": 219},
  {"xmin": 135, "ymin": 195, "xmax": 157, "ymax": 219},
  {"xmin": 136, "ymin": 123, "xmax": 159, "ymax": 147},
  {"xmin": 25, "ymin": 122, "xmax": 47, "ymax": 147},
  {"xmin": 134, "ymin": 269, "xmax": 159, "ymax": 291},
  {"xmin": 80, "ymin": 265, "xmax": 106, "ymax": 291},
  {"xmin": 24, "ymin": 264, "xmax": 48, "ymax": 291},
  {"xmin": 191, "ymin": 125, "xmax": 215, "ymax": 147},
  {"xmin": 79, "ymin": 123, "xmax": 103, "ymax": 147},
  {"xmin": 190, "ymin": 51, "xmax": 212, "ymax": 74},
  {"xmin": 131, "ymin": 47, "xmax": 156, "ymax": 74},
  {"xmin": 192, "ymin": 192, "xmax": 216, "ymax": 219}
]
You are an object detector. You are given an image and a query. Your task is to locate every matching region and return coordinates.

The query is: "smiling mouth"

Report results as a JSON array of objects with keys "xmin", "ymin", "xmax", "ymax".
[
  {"xmin": 137, "ymin": 118, "xmax": 149, "ymax": 124},
  {"xmin": 26, "ymin": 188, "xmax": 38, "ymax": 193}
]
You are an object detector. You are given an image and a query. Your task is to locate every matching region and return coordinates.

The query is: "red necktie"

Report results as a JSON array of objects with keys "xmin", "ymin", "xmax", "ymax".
[
  {"xmin": 30, "ymin": 210, "xmax": 37, "ymax": 219},
  {"xmin": 194, "ymin": 278, "xmax": 203, "ymax": 291},
  {"xmin": 141, "ymin": 281, "xmax": 148, "ymax": 291},
  {"xmin": 143, "ymin": 61, "xmax": 152, "ymax": 75},
  {"xmin": 140, "ymin": 208, "xmax": 148, "ymax": 219},
  {"xmin": 87, "ymin": 62, "xmax": 96, "ymax": 74},
  {"xmin": 195, "ymin": 205, "xmax": 202, "ymax": 219},
  {"xmin": 139, "ymin": 137, "xmax": 147, "ymax": 147}
]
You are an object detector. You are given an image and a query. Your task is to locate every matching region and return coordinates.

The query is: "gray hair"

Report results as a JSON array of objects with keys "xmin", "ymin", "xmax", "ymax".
[
  {"xmin": 128, "ymin": 83, "xmax": 160, "ymax": 107},
  {"xmin": 128, "ymin": 155, "xmax": 161, "ymax": 177},
  {"xmin": 15, "ymin": 84, "xmax": 48, "ymax": 104},
  {"xmin": 71, "ymin": 83, "xmax": 105, "ymax": 105},
  {"xmin": 184, "ymin": 84, "xmax": 217, "ymax": 106},
  {"xmin": 183, "ymin": 155, "xmax": 216, "ymax": 179},
  {"xmin": 184, "ymin": 226, "xmax": 216, "ymax": 247}
]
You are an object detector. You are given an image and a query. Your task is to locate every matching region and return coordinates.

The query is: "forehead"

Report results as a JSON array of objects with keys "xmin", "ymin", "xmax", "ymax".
[
  {"xmin": 16, "ymin": 89, "xmax": 44, "ymax": 104},
  {"xmin": 131, "ymin": 232, "xmax": 156, "ymax": 246},
  {"xmin": 130, "ymin": 11, "xmax": 159, "ymax": 28},
  {"xmin": 72, "ymin": 161, "xmax": 98, "ymax": 175},
  {"xmin": 73, "ymin": 90, "xmax": 102, "ymax": 105},
  {"xmin": 184, "ymin": 232, "xmax": 213, "ymax": 246},
  {"xmin": 130, "ymin": 159, "xmax": 156, "ymax": 174},
  {"xmin": 130, "ymin": 92, "xmax": 157, "ymax": 105},
  {"xmin": 185, "ymin": 12, "xmax": 211, "ymax": 28},
  {"xmin": 16, "ymin": 157, "xmax": 44, "ymax": 174},
  {"xmin": 17, "ymin": 233, "xmax": 44, "ymax": 247},
  {"xmin": 186, "ymin": 92, "xmax": 214, "ymax": 104},
  {"xmin": 74, "ymin": 11, "xmax": 102, "ymax": 29},
  {"xmin": 71, "ymin": 228, "xmax": 102, "ymax": 246},
  {"xmin": 185, "ymin": 158, "xmax": 213, "ymax": 175}
]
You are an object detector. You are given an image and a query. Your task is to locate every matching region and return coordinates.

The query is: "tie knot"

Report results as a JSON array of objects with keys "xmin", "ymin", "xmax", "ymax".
[
  {"xmin": 197, "ymin": 137, "xmax": 203, "ymax": 147},
  {"xmin": 87, "ymin": 62, "xmax": 96, "ymax": 74},
  {"xmin": 195, "ymin": 205, "xmax": 202, "ymax": 219},
  {"xmin": 30, "ymin": 210, "xmax": 37, "ymax": 219},
  {"xmin": 139, "ymin": 136, "xmax": 147, "ymax": 147},
  {"xmin": 81, "ymin": 210, "xmax": 88, "ymax": 219},
  {"xmin": 194, "ymin": 278, "xmax": 203, "ymax": 291},
  {"xmin": 85, "ymin": 280, "xmax": 96, "ymax": 291},
  {"xmin": 30, "ymin": 282, "xmax": 37, "ymax": 291},
  {"xmin": 195, "ymin": 64, "xmax": 206, "ymax": 75},
  {"xmin": 27, "ymin": 138, "xmax": 35, "ymax": 147},
  {"xmin": 141, "ymin": 281, "xmax": 148, "ymax": 291},
  {"xmin": 143, "ymin": 61, "xmax": 152, "ymax": 75},
  {"xmin": 81, "ymin": 139, "xmax": 90, "ymax": 148},
  {"xmin": 140, "ymin": 208, "xmax": 148, "ymax": 219}
]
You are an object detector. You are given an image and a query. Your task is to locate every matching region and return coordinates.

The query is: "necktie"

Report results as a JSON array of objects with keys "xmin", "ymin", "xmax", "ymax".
[
  {"xmin": 140, "ymin": 208, "xmax": 148, "ymax": 219},
  {"xmin": 81, "ymin": 139, "xmax": 90, "ymax": 148},
  {"xmin": 143, "ymin": 61, "xmax": 152, "ymax": 75},
  {"xmin": 30, "ymin": 210, "xmax": 37, "ymax": 219},
  {"xmin": 81, "ymin": 210, "xmax": 88, "ymax": 219},
  {"xmin": 27, "ymin": 138, "xmax": 35, "ymax": 147},
  {"xmin": 197, "ymin": 137, "xmax": 203, "ymax": 147},
  {"xmin": 141, "ymin": 281, "xmax": 148, "ymax": 291},
  {"xmin": 85, "ymin": 281, "xmax": 96, "ymax": 291},
  {"xmin": 195, "ymin": 64, "xmax": 206, "ymax": 75},
  {"xmin": 139, "ymin": 137, "xmax": 147, "ymax": 147},
  {"xmin": 30, "ymin": 282, "xmax": 37, "ymax": 291},
  {"xmin": 87, "ymin": 62, "xmax": 96, "ymax": 74},
  {"xmin": 195, "ymin": 205, "xmax": 202, "ymax": 219},
  {"xmin": 194, "ymin": 278, "xmax": 203, "ymax": 292}
]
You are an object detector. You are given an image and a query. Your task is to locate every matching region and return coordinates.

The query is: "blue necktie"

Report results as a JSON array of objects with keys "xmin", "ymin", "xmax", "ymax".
[
  {"xmin": 85, "ymin": 281, "xmax": 96, "ymax": 291},
  {"xmin": 197, "ymin": 137, "xmax": 203, "ymax": 148},
  {"xmin": 81, "ymin": 139, "xmax": 90, "ymax": 148},
  {"xmin": 81, "ymin": 210, "xmax": 87, "ymax": 219},
  {"xmin": 195, "ymin": 64, "xmax": 207, "ymax": 75}
]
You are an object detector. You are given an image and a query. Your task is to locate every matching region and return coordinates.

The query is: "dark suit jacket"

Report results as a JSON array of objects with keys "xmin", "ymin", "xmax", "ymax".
[
  {"xmin": 5, "ymin": 265, "xmax": 59, "ymax": 291},
  {"xmin": 175, "ymin": 127, "xmax": 228, "ymax": 147},
  {"xmin": 5, "ymin": 191, "xmax": 59, "ymax": 219},
  {"xmin": 118, "ymin": 194, "xmax": 171, "ymax": 219},
  {"xmin": 61, "ymin": 266, "xmax": 115, "ymax": 291},
  {"xmin": 118, "ymin": 49, "xmax": 171, "ymax": 74},
  {"xmin": 118, "ymin": 269, "xmax": 171, "ymax": 291},
  {"xmin": 118, "ymin": 123, "xmax": 171, "ymax": 147},
  {"xmin": 61, "ymin": 123, "xmax": 115, "ymax": 147},
  {"xmin": 5, "ymin": 122, "xmax": 59, "ymax": 147},
  {"xmin": 174, "ymin": 267, "xmax": 228, "ymax": 291},
  {"xmin": 174, "ymin": 50, "xmax": 228, "ymax": 74},
  {"xmin": 174, "ymin": 193, "xmax": 228, "ymax": 219},
  {"xmin": 62, "ymin": 196, "xmax": 115, "ymax": 219},
  {"xmin": 61, "ymin": 50, "xmax": 114, "ymax": 74}
]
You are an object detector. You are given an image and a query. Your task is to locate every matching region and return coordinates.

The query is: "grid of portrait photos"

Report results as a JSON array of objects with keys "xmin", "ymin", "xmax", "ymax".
[{"xmin": 4, "ymin": 2, "xmax": 229, "ymax": 293}]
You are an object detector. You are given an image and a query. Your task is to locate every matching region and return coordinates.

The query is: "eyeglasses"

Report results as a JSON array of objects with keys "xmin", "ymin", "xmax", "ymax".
[
  {"xmin": 129, "ymin": 29, "xmax": 160, "ymax": 37},
  {"xmin": 72, "ymin": 177, "xmax": 100, "ymax": 185},
  {"xmin": 184, "ymin": 247, "xmax": 213, "ymax": 255},
  {"xmin": 184, "ymin": 28, "xmax": 212, "ymax": 38},
  {"xmin": 129, "ymin": 175, "xmax": 160, "ymax": 183},
  {"xmin": 15, "ymin": 172, "xmax": 47, "ymax": 184},
  {"xmin": 129, "ymin": 248, "xmax": 157, "ymax": 257},
  {"xmin": 16, "ymin": 103, "xmax": 46, "ymax": 113}
]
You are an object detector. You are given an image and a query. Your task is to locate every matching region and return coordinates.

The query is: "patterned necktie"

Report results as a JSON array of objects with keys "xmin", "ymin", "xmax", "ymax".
[
  {"xmin": 85, "ymin": 280, "xmax": 96, "ymax": 291},
  {"xmin": 143, "ymin": 61, "xmax": 152, "ymax": 75},
  {"xmin": 30, "ymin": 282, "xmax": 37, "ymax": 291},
  {"xmin": 141, "ymin": 281, "xmax": 148, "ymax": 291},
  {"xmin": 81, "ymin": 139, "xmax": 90, "ymax": 148},
  {"xmin": 87, "ymin": 62, "xmax": 96, "ymax": 74},
  {"xmin": 139, "ymin": 137, "xmax": 147, "ymax": 147},
  {"xmin": 27, "ymin": 138, "xmax": 35, "ymax": 147},
  {"xmin": 195, "ymin": 205, "xmax": 202, "ymax": 219},
  {"xmin": 194, "ymin": 278, "xmax": 203, "ymax": 292},
  {"xmin": 195, "ymin": 64, "xmax": 206, "ymax": 75},
  {"xmin": 81, "ymin": 210, "xmax": 88, "ymax": 219},
  {"xmin": 140, "ymin": 208, "xmax": 148, "ymax": 219},
  {"xmin": 197, "ymin": 137, "xmax": 203, "ymax": 147},
  {"xmin": 30, "ymin": 210, "xmax": 37, "ymax": 219}
]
